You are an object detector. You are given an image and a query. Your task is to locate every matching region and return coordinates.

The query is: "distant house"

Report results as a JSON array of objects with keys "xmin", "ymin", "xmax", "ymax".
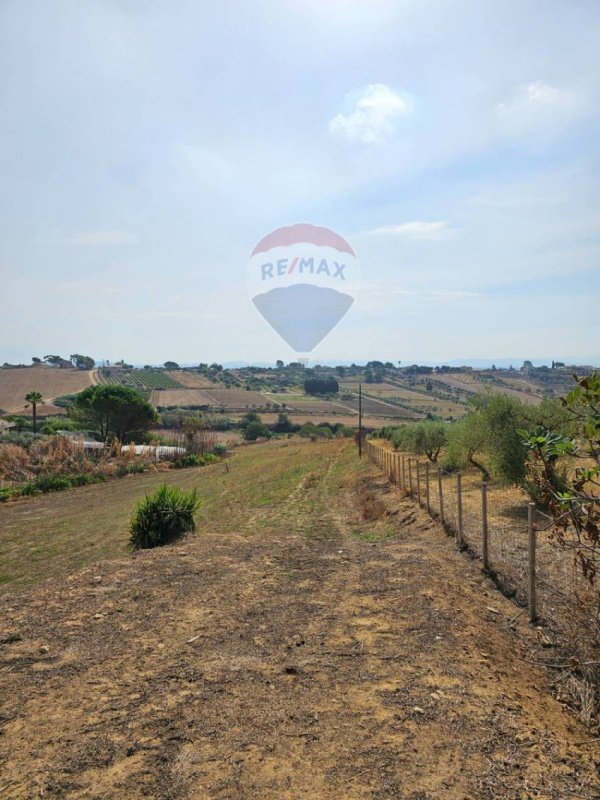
[{"xmin": 0, "ymin": 419, "xmax": 15, "ymax": 435}]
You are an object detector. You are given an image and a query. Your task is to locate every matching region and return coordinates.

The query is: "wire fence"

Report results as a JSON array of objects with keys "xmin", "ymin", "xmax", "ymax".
[{"xmin": 365, "ymin": 440, "xmax": 600, "ymax": 721}]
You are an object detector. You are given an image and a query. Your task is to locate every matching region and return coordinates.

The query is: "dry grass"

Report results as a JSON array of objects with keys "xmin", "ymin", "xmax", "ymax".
[
  {"xmin": 370, "ymin": 440, "xmax": 600, "ymax": 725},
  {"xmin": 150, "ymin": 388, "xmax": 215, "ymax": 407},
  {"xmin": 0, "ymin": 439, "xmax": 341, "ymax": 592},
  {"xmin": 1, "ymin": 440, "xmax": 598, "ymax": 798},
  {"xmin": 165, "ymin": 370, "xmax": 217, "ymax": 388},
  {"xmin": 0, "ymin": 366, "xmax": 95, "ymax": 416}
]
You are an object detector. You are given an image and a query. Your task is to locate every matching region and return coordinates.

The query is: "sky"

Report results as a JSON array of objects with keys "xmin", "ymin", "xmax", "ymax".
[{"xmin": 0, "ymin": 0, "xmax": 599, "ymax": 366}]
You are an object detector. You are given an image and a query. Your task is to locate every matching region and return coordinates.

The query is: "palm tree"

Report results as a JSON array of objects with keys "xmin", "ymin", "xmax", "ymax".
[{"xmin": 24, "ymin": 391, "xmax": 44, "ymax": 433}]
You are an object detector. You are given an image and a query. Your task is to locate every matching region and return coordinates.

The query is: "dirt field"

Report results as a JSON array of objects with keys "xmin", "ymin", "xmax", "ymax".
[
  {"xmin": 151, "ymin": 389, "xmax": 216, "ymax": 408},
  {"xmin": 166, "ymin": 372, "xmax": 218, "ymax": 389},
  {"xmin": 0, "ymin": 366, "xmax": 95, "ymax": 416},
  {"xmin": 152, "ymin": 388, "xmax": 270, "ymax": 410},
  {"xmin": 0, "ymin": 440, "xmax": 598, "ymax": 799}
]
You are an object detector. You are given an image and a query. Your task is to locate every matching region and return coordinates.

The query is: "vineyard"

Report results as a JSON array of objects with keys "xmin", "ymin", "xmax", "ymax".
[{"xmin": 98, "ymin": 370, "xmax": 182, "ymax": 390}]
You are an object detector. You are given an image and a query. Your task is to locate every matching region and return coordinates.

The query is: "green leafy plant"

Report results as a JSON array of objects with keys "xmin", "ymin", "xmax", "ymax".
[
  {"xmin": 520, "ymin": 372, "xmax": 600, "ymax": 585},
  {"xmin": 129, "ymin": 484, "xmax": 201, "ymax": 549}
]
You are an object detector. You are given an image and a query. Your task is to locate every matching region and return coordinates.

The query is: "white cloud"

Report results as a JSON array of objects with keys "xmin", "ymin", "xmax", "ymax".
[
  {"xmin": 329, "ymin": 83, "xmax": 413, "ymax": 144},
  {"xmin": 365, "ymin": 221, "xmax": 454, "ymax": 240},
  {"xmin": 495, "ymin": 81, "xmax": 584, "ymax": 136},
  {"xmin": 58, "ymin": 230, "xmax": 139, "ymax": 246}
]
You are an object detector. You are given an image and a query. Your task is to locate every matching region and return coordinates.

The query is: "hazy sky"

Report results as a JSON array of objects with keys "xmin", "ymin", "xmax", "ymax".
[{"xmin": 1, "ymin": 0, "xmax": 599, "ymax": 365}]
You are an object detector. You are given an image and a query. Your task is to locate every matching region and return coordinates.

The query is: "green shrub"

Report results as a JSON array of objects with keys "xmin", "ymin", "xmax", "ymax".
[
  {"xmin": 212, "ymin": 443, "xmax": 227, "ymax": 456},
  {"xmin": 174, "ymin": 454, "xmax": 205, "ymax": 468},
  {"xmin": 0, "ymin": 486, "xmax": 20, "ymax": 502},
  {"xmin": 25, "ymin": 475, "xmax": 73, "ymax": 493},
  {"xmin": 69, "ymin": 472, "xmax": 105, "ymax": 486},
  {"xmin": 243, "ymin": 420, "xmax": 270, "ymax": 440},
  {"xmin": 129, "ymin": 484, "xmax": 201, "ymax": 549},
  {"xmin": 117, "ymin": 461, "xmax": 149, "ymax": 477}
]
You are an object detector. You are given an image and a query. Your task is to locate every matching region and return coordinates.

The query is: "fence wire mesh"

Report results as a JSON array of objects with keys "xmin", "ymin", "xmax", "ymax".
[{"xmin": 365, "ymin": 441, "xmax": 600, "ymax": 721}]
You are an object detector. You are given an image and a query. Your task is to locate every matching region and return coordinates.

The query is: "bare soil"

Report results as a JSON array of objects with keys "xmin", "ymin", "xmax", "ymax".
[
  {"xmin": 0, "ymin": 442, "xmax": 598, "ymax": 799},
  {"xmin": 0, "ymin": 366, "xmax": 95, "ymax": 416}
]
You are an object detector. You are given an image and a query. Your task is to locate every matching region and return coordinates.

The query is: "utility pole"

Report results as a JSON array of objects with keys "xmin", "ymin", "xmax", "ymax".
[{"xmin": 358, "ymin": 382, "xmax": 363, "ymax": 459}]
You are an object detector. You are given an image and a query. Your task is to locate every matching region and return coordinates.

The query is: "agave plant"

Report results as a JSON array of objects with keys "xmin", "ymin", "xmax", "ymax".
[{"xmin": 129, "ymin": 484, "xmax": 201, "ymax": 549}]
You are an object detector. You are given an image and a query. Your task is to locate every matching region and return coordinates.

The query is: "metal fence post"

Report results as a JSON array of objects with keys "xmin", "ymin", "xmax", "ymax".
[
  {"xmin": 425, "ymin": 462, "xmax": 430, "ymax": 514},
  {"xmin": 438, "ymin": 467, "xmax": 444, "ymax": 526},
  {"xmin": 482, "ymin": 481, "xmax": 489, "ymax": 571},
  {"xmin": 528, "ymin": 503, "xmax": 537, "ymax": 623},
  {"xmin": 456, "ymin": 472, "xmax": 463, "ymax": 548},
  {"xmin": 416, "ymin": 461, "xmax": 422, "ymax": 506}
]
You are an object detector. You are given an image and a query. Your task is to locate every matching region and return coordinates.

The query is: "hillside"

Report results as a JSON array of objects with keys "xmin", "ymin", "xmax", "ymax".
[
  {"xmin": 0, "ymin": 363, "xmax": 582, "ymax": 427},
  {"xmin": 0, "ymin": 440, "xmax": 597, "ymax": 799},
  {"xmin": 0, "ymin": 365, "xmax": 96, "ymax": 416}
]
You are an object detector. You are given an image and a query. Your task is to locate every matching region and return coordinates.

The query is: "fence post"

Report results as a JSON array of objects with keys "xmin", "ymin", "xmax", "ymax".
[
  {"xmin": 482, "ymin": 481, "xmax": 489, "ymax": 572},
  {"xmin": 528, "ymin": 503, "xmax": 537, "ymax": 623},
  {"xmin": 402, "ymin": 456, "xmax": 406, "ymax": 493},
  {"xmin": 438, "ymin": 467, "xmax": 444, "ymax": 526},
  {"xmin": 395, "ymin": 453, "xmax": 400, "ymax": 487},
  {"xmin": 408, "ymin": 459, "xmax": 413, "ymax": 496},
  {"xmin": 425, "ymin": 462, "xmax": 430, "ymax": 514},
  {"xmin": 416, "ymin": 461, "xmax": 422, "ymax": 506},
  {"xmin": 456, "ymin": 472, "xmax": 463, "ymax": 549}
]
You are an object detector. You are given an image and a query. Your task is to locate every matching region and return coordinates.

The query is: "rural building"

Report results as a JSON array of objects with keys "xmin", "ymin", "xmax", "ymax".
[{"xmin": 0, "ymin": 419, "xmax": 15, "ymax": 435}]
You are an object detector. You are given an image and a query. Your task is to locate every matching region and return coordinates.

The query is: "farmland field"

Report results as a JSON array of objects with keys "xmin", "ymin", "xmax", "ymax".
[
  {"xmin": 150, "ymin": 388, "xmax": 216, "ymax": 408},
  {"xmin": 98, "ymin": 369, "xmax": 182, "ymax": 390},
  {"xmin": 0, "ymin": 366, "xmax": 96, "ymax": 416},
  {"xmin": 341, "ymin": 381, "xmax": 465, "ymax": 418},
  {"xmin": 166, "ymin": 370, "xmax": 218, "ymax": 388},
  {"xmin": 264, "ymin": 393, "xmax": 353, "ymax": 413},
  {"xmin": 0, "ymin": 439, "xmax": 596, "ymax": 799},
  {"xmin": 149, "ymin": 386, "xmax": 270, "ymax": 410},
  {"xmin": 202, "ymin": 387, "xmax": 270, "ymax": 407}
]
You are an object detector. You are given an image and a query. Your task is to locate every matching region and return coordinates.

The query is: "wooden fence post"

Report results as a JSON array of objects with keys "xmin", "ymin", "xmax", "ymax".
[
  {"xmin": 528, "ymin": 503, "xmax": 537, "ymax": 623},
  {"xmin": 438, "ymin": 467, "xmax": 444, "ymax": 526},
  {"xmin": 416, "ymin": 461, "xmax": 422, "ymax": 505},
  {"xmin": 425, "ymin": 462, "xmax": 430, "ymax": 514},
  {"xmin": 482, "ymin": 481, "xmax": 489, "ymax": 572},
  {"xmin": 408, "ymin": 459, "xmax": 413, "ymax": 496},
  {"xmin": 456, "ymin": 472, "xmax": 463, "ymax": 549}
]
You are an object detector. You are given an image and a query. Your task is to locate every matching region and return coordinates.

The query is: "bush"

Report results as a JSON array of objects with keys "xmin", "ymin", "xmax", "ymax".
[
  {"xmin": 174, "ymin": 454, "xmax": 205, "ymax": 468},
  {"xmin": 243, "ymin": 420, "xmax": 270, "ymax": 441},
  {"xmin": 212, "ymin": 443, "xmax": 227, "ymax": 456},
  {"xmin": 129, "ymin": 484, "xmax": 201, "ymax": 549},
  {"xmin": 0, "ymin": 486, "xmax": 20, "ymax": 502},
  {"xmin": 21, "ymin": 475, "xmax": 72, "ymax": 494},
  {"xmin": 40, "ymin": 417, "xmax": 84, "ymax": 435},
  {"xmin": 117, "ymin": 461, "xmax": 149, "ymax": 477}
]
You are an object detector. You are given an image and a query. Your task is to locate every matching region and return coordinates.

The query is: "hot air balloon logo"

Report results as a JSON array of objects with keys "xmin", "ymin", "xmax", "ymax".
[{"xmin": 247, "ymin": 223, "xmax": 360, "ymax": 359}]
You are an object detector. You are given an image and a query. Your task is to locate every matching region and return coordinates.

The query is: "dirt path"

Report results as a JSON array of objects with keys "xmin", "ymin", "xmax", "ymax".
[{"xmin": 0, "ymin": 444, "xmax": 598, "ymax": 799}]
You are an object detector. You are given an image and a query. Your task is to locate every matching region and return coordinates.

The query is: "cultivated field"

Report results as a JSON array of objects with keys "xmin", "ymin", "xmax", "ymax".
[
  {"xmin": 166, "ymin": 371, "xmax": 218, "ymax": 388},
  {"xmin": 150, "ymin": 389, "xmax": 216, "ymax": 408},
  {"xmin": 0, "ymin": 366, "xmax": 96, "ymax": 416},
  {"xmin": 264, "ymin": 393, "xmax": 354, "ymax": 414},
  {"xmin": 0, "ymin": 440, "xmax": 597, "ymax": 798},
  {"xmin": 151, "ymin": 387, "xmax": 270, "ymax": 410},
  {"xmin": 98, "ymin": 369, "xmax": 182, "ymax": 390}
]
